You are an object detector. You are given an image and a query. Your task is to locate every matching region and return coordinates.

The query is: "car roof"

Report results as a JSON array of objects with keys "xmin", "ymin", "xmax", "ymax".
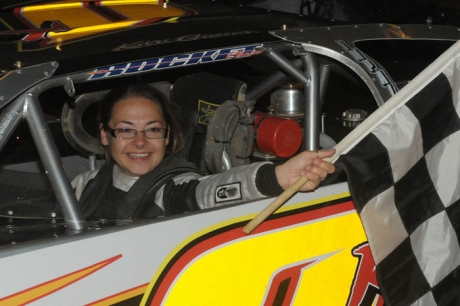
[{"xmin": 0, "ymin": 0, "xmax": 340, "ymax": 76}]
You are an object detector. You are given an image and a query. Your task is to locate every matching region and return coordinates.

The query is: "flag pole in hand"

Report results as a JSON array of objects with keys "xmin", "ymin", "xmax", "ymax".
[
  {"xmin": 243, "ymin": 176, "xmax": 309, "ymax": 234},
  {"xmin": 243, "ymin": 150, "xmax": 340, "ymax": 235}
]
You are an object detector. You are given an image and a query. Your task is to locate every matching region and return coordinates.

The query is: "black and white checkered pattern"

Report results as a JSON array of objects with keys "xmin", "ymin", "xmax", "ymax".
[{"xmin": 337, "ymin": 47, "xmax": 460, "ymax": 305}]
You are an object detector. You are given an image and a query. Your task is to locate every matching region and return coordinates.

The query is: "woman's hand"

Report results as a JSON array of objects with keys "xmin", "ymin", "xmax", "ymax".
[{"xmin": 275, "ymin": 149, "xmax": 336, "ymax": 192}]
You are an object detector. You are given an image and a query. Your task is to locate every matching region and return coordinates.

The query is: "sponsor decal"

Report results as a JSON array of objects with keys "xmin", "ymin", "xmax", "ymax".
[
  {"xmin": 141, "ymin": 196, "xmax": 381, "ymax": 305},
  {"xmin": 0, "ymin": 255, "xmax": 122, "ymax": 305},
  {"xmin": 215, "ymin": 182, "xmax": 242, "ymax": 203},
  {"xmin": 197, "ymin": 100, "xmax": 220, "ymax": 125},
  {"xmin": 346, "ymin": 243, "xmax": 384, "ymax": 306},
  {"xmin": 112, "ymin": 31, "xmax": 259, "ymax": 51},
  {"xmin": 261, "ymin": 254, "xmax": 336, "ymax": 305},
  {"xmin": 336, "ymin": 40, "xmax": 397, "ymax": 96},
  {"xmin": 87, "ymin": 283, "xmax": 148, "ymax": 306},
  {"xmin": 4, "ymin": 1, "xmax": 191, "ymax": 50},
  {"xmin": 88, "ymin": 44, "xmax": 263, "ymax": 80}
]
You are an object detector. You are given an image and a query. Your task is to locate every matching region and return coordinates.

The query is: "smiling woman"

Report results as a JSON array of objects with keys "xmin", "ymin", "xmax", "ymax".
[
  {"xmin": 100, "ymin": 97, "xmax": 170, "ymax": 177},
  {"xmin": 71, "ymin": 83, "xmax": 335, "ymax": 221}
]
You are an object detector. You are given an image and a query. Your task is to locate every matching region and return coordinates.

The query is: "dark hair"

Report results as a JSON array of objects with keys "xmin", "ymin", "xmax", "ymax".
[{"xmin": 98, "ymin": 82, "xmax": 185, "ymax": 154}]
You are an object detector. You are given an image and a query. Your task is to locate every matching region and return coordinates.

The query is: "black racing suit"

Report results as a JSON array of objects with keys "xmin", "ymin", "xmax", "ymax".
[{"xmin": 72, "ymin": 155, "xmax": 283, "ymax": 220}]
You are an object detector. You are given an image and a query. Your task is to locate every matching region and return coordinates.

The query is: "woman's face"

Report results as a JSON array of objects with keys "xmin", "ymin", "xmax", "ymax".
[{"xmin": 100, "ymin": 97, "xmax": 169, "ymax": 177}]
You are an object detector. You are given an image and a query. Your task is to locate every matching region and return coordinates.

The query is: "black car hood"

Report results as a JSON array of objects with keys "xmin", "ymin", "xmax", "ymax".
[{"xmin": 0, "ymin": 0, "xmax": 339, "ymax": 76}]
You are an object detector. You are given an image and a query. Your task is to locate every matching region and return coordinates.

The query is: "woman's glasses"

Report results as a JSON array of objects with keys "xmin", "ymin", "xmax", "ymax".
[{"xmin": 106, "ymin": 127, "xmax": 168, "ymax": 139}]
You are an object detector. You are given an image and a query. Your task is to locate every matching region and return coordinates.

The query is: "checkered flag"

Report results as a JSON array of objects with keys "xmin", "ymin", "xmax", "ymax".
[{"xmin": 329, "ymin": 41, "xmax": 460, "ymax": 305}]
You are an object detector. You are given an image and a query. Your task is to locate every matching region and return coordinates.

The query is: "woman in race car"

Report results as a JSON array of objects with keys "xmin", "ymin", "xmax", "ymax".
[{"xmin": 72, "ymin": 83, "xmax": 335, "ymax": 220}]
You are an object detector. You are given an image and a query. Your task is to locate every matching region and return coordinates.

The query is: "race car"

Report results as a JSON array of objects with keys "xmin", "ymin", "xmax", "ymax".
[{"xmin": 0, "ymin": 0, "xmax": 459, "ymax": 305}]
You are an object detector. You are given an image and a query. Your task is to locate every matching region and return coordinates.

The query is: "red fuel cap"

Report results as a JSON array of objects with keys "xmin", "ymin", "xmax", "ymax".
[{"xmin": 254, "ymin": 112, "xmax": 303, "ymax": 158}]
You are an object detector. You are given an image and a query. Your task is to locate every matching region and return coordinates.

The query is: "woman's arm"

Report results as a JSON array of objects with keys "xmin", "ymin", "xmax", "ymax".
[{"xmin": 160, "ymin": 149, "xmax": 336, "ymax": 213}]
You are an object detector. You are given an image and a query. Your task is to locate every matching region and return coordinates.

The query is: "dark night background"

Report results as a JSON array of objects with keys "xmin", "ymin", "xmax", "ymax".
[{"xmin": 252, "ymin": 0, "xmax": 460, "ymax": 26}]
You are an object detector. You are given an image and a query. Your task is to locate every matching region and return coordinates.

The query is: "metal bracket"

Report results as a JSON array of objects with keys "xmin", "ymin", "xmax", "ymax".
[
  {"xmin": 0, "ymin": 62, "xmax": 59, "ymax": 109},
  {"xmin": 293, "ymin": 47, "xmax": 308, "ymax": 56},
  {"xmin": 64, "ymin": 77, "xmax": 75, "ymax": 97}
]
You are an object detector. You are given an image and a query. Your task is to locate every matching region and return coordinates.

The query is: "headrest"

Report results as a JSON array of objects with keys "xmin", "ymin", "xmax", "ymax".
[
  {"xmin": 171, "ymin": 72, "xmax": 247, "ymax": 130},
  {"xmin": 170, "ymin": 73, "xmax": 247, "ymax": 171}
]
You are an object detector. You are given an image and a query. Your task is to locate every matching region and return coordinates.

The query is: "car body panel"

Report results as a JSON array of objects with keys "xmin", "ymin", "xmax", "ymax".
[{"xmin": 0, "ymin": 184, "xmax": 379, "ymax": 305}]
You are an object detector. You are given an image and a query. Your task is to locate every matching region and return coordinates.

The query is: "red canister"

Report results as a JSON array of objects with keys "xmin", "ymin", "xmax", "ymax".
[{"xmin": 254, "ymin": 112, "xmax": 303, "ymax": 158}]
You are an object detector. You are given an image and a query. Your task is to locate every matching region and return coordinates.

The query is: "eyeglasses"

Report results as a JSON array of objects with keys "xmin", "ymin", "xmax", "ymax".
[{"xmin": 105, "ymin": 127, "xmax": 169, "ymax": 139}]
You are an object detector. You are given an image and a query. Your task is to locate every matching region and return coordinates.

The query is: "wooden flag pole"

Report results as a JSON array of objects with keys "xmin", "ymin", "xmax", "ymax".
[
  {"xmin": 243, "ymin": 153, "xmax": 338, "ymax": 235},
  {"xmin": 243, "ymin": 176, "xmax": 308, "ymax": 234}
]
